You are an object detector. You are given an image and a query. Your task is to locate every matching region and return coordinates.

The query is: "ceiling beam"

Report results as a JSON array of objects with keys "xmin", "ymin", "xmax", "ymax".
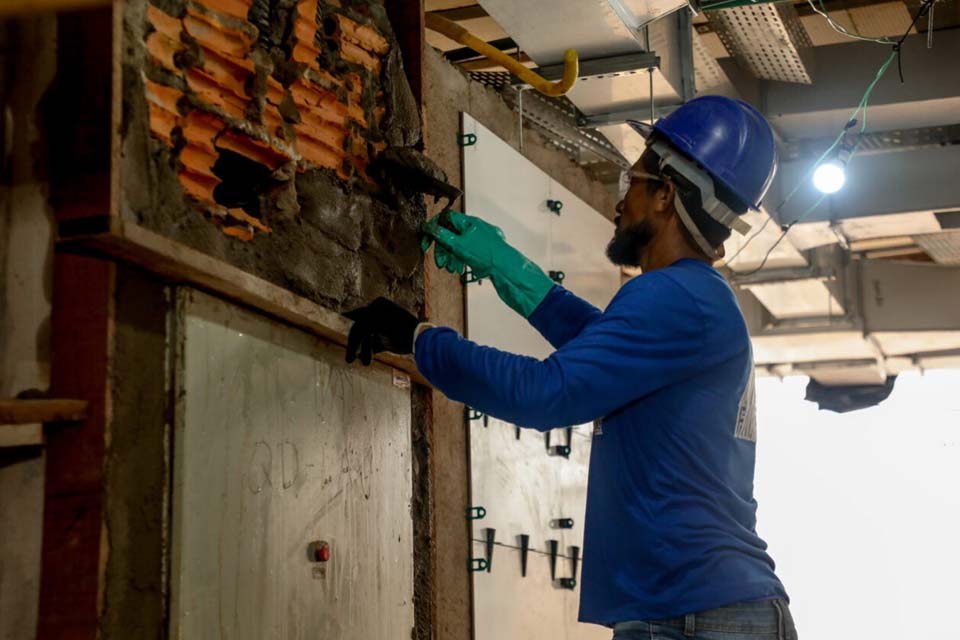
[
  {"xmin": 442, "ymin": 36, "xmax": 518, "ymax": 62},
  {"xmin": 774, "ymin": 143, "xmax": 960, "ymax": 224},
  {"xmin": 763, "ymin": 30, "xmax": 960, "ymax": 139},
  {"xmin": 427, "ymin": 4, "xmax": 488, "ymax": 21}
]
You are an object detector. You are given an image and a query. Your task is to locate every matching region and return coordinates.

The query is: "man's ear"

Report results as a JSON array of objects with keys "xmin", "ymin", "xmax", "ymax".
[{"xmin": 654, "ymin": 178, "xmax": 676, "ymax": 213}]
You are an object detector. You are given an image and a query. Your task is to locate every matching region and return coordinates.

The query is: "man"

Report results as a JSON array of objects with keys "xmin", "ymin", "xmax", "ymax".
[{"xmin": 345, "ymin": 96, "xmax": 797, "ymax": 639}]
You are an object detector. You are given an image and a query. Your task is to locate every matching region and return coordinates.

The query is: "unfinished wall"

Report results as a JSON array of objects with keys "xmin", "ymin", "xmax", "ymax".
[
  {"xmin": 0, "ymin": 16, "xmax": 57, "ymax": 640},
  {"xmin": 421, "ymin": 46, "xmax": 619, "ymax": 640},
  {"xmin": 122, "ymin": 0, "xmax": 424, "ymax": 312}
]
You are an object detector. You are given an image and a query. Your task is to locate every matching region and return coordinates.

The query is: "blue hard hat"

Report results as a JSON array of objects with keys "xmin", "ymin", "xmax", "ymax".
[{"xmin": 627, "ymin": 96, "xmax": 777, "ymax": 210}]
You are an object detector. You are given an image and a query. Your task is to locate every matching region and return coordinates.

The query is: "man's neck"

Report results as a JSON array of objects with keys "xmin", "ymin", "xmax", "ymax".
[{"xmin": 640, "ymin": 233, "xmax": 709, "ymax": 273}]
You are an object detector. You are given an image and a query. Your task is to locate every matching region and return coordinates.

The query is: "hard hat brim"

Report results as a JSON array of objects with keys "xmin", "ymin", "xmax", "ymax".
[{"xmin": 626, "ymin": 120, "xmax": 654, "ymax": 139}]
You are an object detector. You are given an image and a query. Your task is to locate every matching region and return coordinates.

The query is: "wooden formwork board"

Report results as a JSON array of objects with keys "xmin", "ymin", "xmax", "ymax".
[{"xmin": 58, "ymin": 218, "xmax": 427, "ymax": 385}]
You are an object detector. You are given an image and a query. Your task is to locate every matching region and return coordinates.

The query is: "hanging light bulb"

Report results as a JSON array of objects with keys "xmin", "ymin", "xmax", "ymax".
[
  {"xmin": 813, "ymin": 160, "xmax": 846, "ymax": 194},
  {"xmin": 813, "ymin": 147, "xmax": 851, "ymax": 194}
]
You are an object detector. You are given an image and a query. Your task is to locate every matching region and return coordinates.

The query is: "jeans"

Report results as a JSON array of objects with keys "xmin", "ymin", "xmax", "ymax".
[{"xmin": 612, "ymin": 599, "xmax": 797, "ymax": 640}]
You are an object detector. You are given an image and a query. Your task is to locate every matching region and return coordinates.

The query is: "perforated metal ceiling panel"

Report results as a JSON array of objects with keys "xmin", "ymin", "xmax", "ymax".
[
  {"xmin": 914, "ymin": 230, "xmax": 960, "ymax": 265},
  {"xmin": 708, "ymin": 3, "xmax": 814, "ymax": 83}
]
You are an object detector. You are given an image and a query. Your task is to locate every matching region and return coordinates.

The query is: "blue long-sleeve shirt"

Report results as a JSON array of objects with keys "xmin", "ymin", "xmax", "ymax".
[{"xmin": 415, "ymin": 258, "xmax": 787, "ymax": 624}]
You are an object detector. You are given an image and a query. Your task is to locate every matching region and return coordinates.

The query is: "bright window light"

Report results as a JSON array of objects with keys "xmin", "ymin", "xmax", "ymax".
[{"xmin": 812, "ymin": 160, "xmax": 847, "ymax": 194}]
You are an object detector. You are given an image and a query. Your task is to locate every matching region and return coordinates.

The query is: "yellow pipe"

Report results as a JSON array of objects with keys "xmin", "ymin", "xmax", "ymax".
[{"xmin": 425, "ymin": 13, "xmax": 578, "ymax": 98}]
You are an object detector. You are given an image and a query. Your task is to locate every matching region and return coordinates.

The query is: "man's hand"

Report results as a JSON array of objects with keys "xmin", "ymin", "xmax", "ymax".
[
  {"xmin": 421, "ymin": 210, "xmax": 504, "ymax": 278},
  {"xmin": 344, "ymin": 297, "xmax": 419, "ymax": 366},
  {"xmin": 421, "ymin": 210, "xmax": 555, "ymax": 318}
]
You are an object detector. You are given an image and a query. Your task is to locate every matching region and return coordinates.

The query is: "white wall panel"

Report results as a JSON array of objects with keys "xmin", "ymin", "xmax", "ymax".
[
  {"xmin": 463, "ymin": 114, "xmax": 616, "ymax": 640},
  {"xmin": 170, "ymin": 290, "xmax": 414, "ymax": 640}
]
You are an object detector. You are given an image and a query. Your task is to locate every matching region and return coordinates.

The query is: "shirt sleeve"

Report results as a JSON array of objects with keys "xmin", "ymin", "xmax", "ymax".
[
  {"xmin": 415, "ymin": 273, "xmax": 713, "ymax": 430},
  {"xmin": 527, "ymin": 285, "xmax": 603, "ymax": 349}
]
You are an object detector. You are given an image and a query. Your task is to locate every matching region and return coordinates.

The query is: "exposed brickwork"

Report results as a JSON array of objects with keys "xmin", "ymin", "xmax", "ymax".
[{"xmin": 143, "ymin": 0, "xmax": 394, "ymax": 239}]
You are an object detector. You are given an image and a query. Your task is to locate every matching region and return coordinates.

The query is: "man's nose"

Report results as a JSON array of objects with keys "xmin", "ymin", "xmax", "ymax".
[{"xmin": 616, "ymin": 199, "xmax": 624, "ymax": 215}]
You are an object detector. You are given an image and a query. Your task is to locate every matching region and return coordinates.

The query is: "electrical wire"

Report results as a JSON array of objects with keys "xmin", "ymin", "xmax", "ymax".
[
  {"xmin": 723, "ymin": 0, "xmax": 935, "ymax": 276},
  {"xmin": 806, "ymin": 0, "xmax": 894, "ymax": 46}
]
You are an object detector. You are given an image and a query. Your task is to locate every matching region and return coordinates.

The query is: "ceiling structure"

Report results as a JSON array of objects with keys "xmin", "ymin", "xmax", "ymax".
[{"xmin": 426, "ymin": 0, "xmax": 960, "ymax": 389}]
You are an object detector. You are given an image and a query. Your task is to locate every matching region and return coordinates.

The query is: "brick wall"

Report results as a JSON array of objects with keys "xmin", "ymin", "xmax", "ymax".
[{"xmin": 124, "ymin": 0, "xmax": 423, "ymax": 311}]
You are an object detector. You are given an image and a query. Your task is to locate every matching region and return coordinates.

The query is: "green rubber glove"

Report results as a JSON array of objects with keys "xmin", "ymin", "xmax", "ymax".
[{"xmin": 421, "ymin": 211, "xmax": 555, "ymax": 318}]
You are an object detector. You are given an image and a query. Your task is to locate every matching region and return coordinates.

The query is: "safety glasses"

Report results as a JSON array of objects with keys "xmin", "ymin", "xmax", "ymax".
[{"xmin": 617, "ymin": 169, "xmax": 664, "ymax": 201}]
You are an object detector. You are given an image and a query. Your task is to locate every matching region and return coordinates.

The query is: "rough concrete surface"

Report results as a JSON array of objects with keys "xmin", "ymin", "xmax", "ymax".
[
  {"xmin": 0, "ymin": 16, "xmax": 57, "ymax": 640},
  {"xmin": 100, "ymin": 268, "xmax": 169, "ymax": 640},
  {"xmin": 121, "ymin": 0, "xmax": 426, "ymax": 315}
]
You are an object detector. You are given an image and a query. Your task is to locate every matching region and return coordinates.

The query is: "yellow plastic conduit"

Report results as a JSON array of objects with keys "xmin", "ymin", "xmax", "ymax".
[{"xmin": 425, "ymin": 13, "xmax": 579, "ymax": 98}]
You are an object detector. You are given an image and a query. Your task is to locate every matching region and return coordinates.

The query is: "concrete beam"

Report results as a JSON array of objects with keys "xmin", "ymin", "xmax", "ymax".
[
  {"xmin": 762, "ymin": 30, "xmax": 960, "ymax": 140},
  {"xmin": 775, "ymin": 143, "xmax": 960, "ymax": 224}
]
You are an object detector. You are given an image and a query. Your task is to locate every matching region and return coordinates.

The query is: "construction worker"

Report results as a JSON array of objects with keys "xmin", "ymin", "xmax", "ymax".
[{"xmin": 345, "ymin": 96, "xmax": 797, "ymax": 639}]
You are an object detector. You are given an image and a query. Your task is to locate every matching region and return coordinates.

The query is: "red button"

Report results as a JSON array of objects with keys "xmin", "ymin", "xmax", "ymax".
[{"xmin": 315, "ymin": 542, "xmax": 330, "ymax": 562}]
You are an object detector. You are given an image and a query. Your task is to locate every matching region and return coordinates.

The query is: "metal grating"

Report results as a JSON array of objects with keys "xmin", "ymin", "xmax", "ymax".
[
  {"xmin": 708, "ymin": 3, "xmax": 814, "ymax": 84},
  {"xmin": 691, "ymin": 27, "xmax": 735, "ymax": 96},
  {"xmin": 914, "ymin": 230, "xmax": 960, "ymax": 265},
  {"xmin": 469, "ymin": 71, "xmax": 630, "ymax": 169},
  {"xmin": 783, "ymin": 123, "xmax": 960, "ymax": 160}
]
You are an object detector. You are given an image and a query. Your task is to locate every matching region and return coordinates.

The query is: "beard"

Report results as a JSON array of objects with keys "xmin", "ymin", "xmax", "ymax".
[{"xmin": 606, "ymin": 218, "xmax": 656, "ymax": 267}]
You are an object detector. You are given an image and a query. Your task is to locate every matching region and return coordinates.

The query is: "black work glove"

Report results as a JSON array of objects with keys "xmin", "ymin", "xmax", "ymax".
[{"xmin": 344, "ymin": 297, "xmax": 419, "ymax": 366}]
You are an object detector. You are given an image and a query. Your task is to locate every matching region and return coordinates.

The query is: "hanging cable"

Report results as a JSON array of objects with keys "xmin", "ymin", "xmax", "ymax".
[
  {"xmin": 806, "ymin": 0, "xmax": 894, "ymax": 46},
  {"xmin": 723, "ymin": 0, "xmax": 935, "ymax": 274}
]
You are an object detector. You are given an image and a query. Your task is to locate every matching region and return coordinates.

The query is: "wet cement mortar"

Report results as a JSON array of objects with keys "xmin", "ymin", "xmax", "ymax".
[
  {"xmin": 120, "ymin": 2, "xmax": 433, "ymax": 638},
  {"xmin": 121, "ymin": 0, "xmax": 425, "ymax": 316}
]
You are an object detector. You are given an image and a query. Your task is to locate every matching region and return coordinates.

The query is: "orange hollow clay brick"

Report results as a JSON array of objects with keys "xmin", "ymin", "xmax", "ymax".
[
  {"xmin": 145, "ymin": 78, "xmax": 183, "ymax": 114},
  {"xmin": 295, "ymin": 0, "xmax": 319, "ymax": 23},
  {"xmin": 148, "ymin": 102, "xmax": 178, "ymax": 146},
  {"xmin": 292, "ymin": 40, "xmax": 322, "ymax": 71},
  {"xmin": 221, "ymin": 225, "xmax": 255, "ymax": 241},
  {"xmin": 294, "ymin": 127, "xmax": 343, "ymax": 170},
  {"xmin": 266, "ymin": 76, "xmax": 285, "ymax": 105},
  {"xmin": 305, "ymin": 68, "xmax": 344, "ymax": 92},
  {"xmin": 147, "ymin": 4, "xmax": 183, "ymax": 41},
  {"xmin": 310, "ymin": 100, "xmax": 350, "ymax": 128},
  {"xmin": 338, "ymin": 40, "xmax": 380, "ymax": 74},
  {"xmin": 180, "ymin": 144, "xmax": 219, "ymax": 178},
  {"xmin": 179, "ymin": 169, "xmax": 220, "ymax": 203},
  {"xmin": 347, "ymin": 102, "xmax": 366, "ymax": 128},
  {"xmin": 146, "ymin": 30, "xmax": 184, "ymax": 72},
  {"xmin": 325, "ymin": 14, "xmax": 389, "ymax": 55},
  {"xmin": 295, "ymin": 114, "xmax": 347, "ymax": 151},
  {"xmin": 184, "ymin": 8, "xmax": 255, "ymax": 59},
  {"xmin": 195, "ymin": 46, "xmax": 254, "ymax": 99},
  {"xmin": 226, "ymin": 207, "xmax": 271, "ymax": 232},
  {"xmin": 186, "ymin": 69, "xmax": 248, "ymax": 119},
  {"xmin": 262, "ymin": 102, "xmax": 284, "ymax": 132},
  {"xmin": 293, "ymin": 15, "xmax": 317, "ymax": 44},
  {"xmin": 192, "ymin": 0, "xmax": 253, "ymax": 21},
  {"xmin": 181, "ymin": 110, "xmax": 225, "ymax": 152},
  {"xmin": 345, "ymin": 72, "xmax": 362, "ymax": 98}
]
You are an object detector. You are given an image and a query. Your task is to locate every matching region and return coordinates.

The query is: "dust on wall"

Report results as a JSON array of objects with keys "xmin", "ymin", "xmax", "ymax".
[{"xmin": 122, "ymin": 0, "xmax": 424, "ymax": 312}]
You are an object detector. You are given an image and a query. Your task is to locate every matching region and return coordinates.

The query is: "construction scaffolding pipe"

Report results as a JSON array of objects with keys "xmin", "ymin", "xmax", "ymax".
[{"xmin": 425, "ymin": 12, "xmax": 579, "ymax": 97}]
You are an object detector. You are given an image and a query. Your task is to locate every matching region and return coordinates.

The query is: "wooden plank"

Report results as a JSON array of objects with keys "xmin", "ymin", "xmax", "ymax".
[
  {"xmin": 0, "ymin": 424, "xmax": 44, "ymax": 448},
  {"xmin": 39, "ymin": 254, "xmax": 115, "ymax": 638},
  {"xmin": 0, "ymin": 399, "xmax": 88, "ymax": 424},
  {"xmin": 58, "ymin": 219, "xmax": 429, "ymax": 386},
  {"xmin": 38, "ymin": 8, "xmax": 116, "ymax": 638}
]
